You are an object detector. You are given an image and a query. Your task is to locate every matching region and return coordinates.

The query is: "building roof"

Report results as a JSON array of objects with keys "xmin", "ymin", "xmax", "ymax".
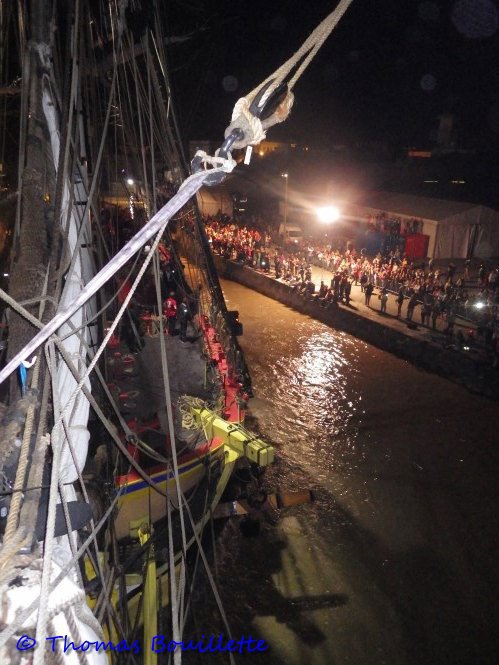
[{"xmin": 347, "ymin": 191, "xmax": 497, "ymax": 222}]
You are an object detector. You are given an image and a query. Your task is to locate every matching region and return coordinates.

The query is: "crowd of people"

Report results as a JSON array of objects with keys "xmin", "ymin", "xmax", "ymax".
[
  {"xmin": 204, "ymin": 215, "xmax": 499, "ymax": 359},
  {"xmin": 366, "ymin": 212, "xmax": 424, "ymax": 236}
]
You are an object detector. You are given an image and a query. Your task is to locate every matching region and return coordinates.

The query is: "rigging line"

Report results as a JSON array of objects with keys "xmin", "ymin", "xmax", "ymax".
[
  {"xmin": 45, "ymin": 341, "xmax": 85, "ymax": 585},
  {"xmin": 0, "ymin": 286, "xmax": 174, "ymax": 490},
  {"xmin": 110, "ymin": 527, "xmax": 136, "ymax": 658},
  {"xmin": 147, "ymin": 37, "xmax": 157, "ymax": 215},
  {"xmin": 0, "ymin": 359, "xmax": 42, "ymax": 543},
  {"xmin": 11, "ymin": 39, "xmax": 29, "ymax": 259},
  {"xmin": 117, "ymin": 30, "xmax": 143, "ymax": 169},
  {"xmin": 166, "ymin": 461, "xmax": 182, "ymax": 665},
  {"xmin": 179, "ymin": 471, "xmax": 212, "ymax": 634},
  {"xmin": 1, "ymin": 262, "xmax": 50, "ymax": 544},
  {"xmin": 149, "ymin": 30, "xmax": 187, "ymax": 179},
  {"xmin": 0, "ymin": 482, "xmax": 126, "ymax": 650},
  {"xmin": 53, "ymin": 42, "xmax": 122, "ymax": 305},
  {"xmin": 34, "ymin": 358, "xmax": 77, "ymax": 665},
  {"xmin": 152, "ymin": 252, "xmax": 189, "ymax": 536},
  {"xmin": 132, "ymin": 34, "xmax": 151, "ymax": 214},
  {"xmin": 57, "ymin": 248, "xmax": 144, "ymax": 342},
  {"xmin": 148, "ymin": 68, "xmax": 183, "ymax": 180},
  {"xmin": 17, "ymin": 366, "xmax": 50, "ymax": 520},
  {"xmin": 43, "ymin": 15, "xmax": 74, "ymax": 284},
  {"xmin": 226, "ymin": 0, "xmax": 354, "ymax": 150},
  {"xmin": 52, "ymin": 225, "xmax": 171, "ymax": 488},
  {"xmin": 92, "ymin": 561, "xmax": 117, "ymax": 624},
  {"xmin": 18, "ymin": 363, "xmax": 51, "ymax": 533},
  {"xmin": 123, "ymin": 559, "xmax": 147, "ymax": 665},
  {"xmin": 178, "ymin": 485, "xmax": 237, "ymax": 665},
  {"xmin": 45, "ymin": 336, "xmax": 124, "ymax": 640},
  {"xmin": 0, "ymin": 480, "xmax": 100, "ymax": 496},
  {"xmin": 33, "ymin": 492, "xmax": 84, "ymax": 662},
  {"xmin": 153, "ymin": 254, "xmax": 187, "ymax": 656},
  {"xmin": 209, "ymin": 504, "xmax": 219, "ymax": 589},
  {"xmin": 139, "ymin": 32, "xmax": 174, "ymax": 175},
  {"xmin": 0, "ymin": 165, "xmax": 234, "ymax": 385}
]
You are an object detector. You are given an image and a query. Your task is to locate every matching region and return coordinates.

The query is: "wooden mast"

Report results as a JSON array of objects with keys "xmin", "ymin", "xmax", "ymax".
[{"xmin": 6, "ymin": 0, "xmax": 55, "ymax": 402}]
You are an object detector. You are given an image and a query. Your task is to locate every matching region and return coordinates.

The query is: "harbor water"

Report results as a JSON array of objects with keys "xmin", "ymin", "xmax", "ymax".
[{"xmin": 185, "ymin": 279, "xmax": 499, "ymax": 665}]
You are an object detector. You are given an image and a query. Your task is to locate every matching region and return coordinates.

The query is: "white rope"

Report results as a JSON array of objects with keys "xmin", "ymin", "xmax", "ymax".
[
  {"xmin": 0, "ymin": 288, "xmax": 174, "ymax": 487},
  {"xmin": 167, "ymin": 465, "xmax": 181, "ymax": 665},
  {"xmin": 0, "ymin": 162, "xmax": 234, "ymax": 387},
  {"xmin": 35, "ymin": 209, "xmax": 182, "ymax": 658},
  {"xmin": 177, "ymin": 485, "xmax": 236, "ymax": 665},
  {"xmin": 0, "ymin": 486, "xmax": 125, "ymax": 650},
  {"xmin": 225, "ymin": 0, "xmax": 354, "ymax": 149},
  {"xmin": 152, "ymin": 254, "xmax": 186, "ymax": 661}
]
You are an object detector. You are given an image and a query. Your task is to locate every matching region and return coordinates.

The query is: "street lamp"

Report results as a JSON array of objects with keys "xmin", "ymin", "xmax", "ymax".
[
  {"xmin": 281, "ymin": 173, "xmax": 289, "ymax": 225},
  {"xmin": 316, "ymin": 205, "xmax": 340, "ymax": 223}
]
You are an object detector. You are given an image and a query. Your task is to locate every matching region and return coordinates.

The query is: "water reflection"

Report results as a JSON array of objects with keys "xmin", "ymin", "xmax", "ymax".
[{"xmin": 190, "ymin": 280, "xmax": 499, "ymax": 665}]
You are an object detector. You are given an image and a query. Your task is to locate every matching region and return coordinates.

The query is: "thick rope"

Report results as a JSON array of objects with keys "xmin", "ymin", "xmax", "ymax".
[
  {"xmin": 152, "ymin": 255, "xmax": 186, "ymax": 662},
  {"xmin": 2, "ymin": 359, "xmax": 41, "ymax": 543},
  {"xmin": 0, "ymin": 289, "xmax": 174, "ymax": 491},
  {"xmin": 35, "ymin": 214, "xmax": 184, "ymax": 662},
  {"xmin": 1, "ymin": 261, "xmax": 51, "ymax": 557},
  {"xmin": 225, "ymin": 0, "xmax": 354, "ymax": 149},
  {"xmin": 0, "ymin": 483, "xmax": 125, "ymax": 650},
  {"xmin": 177, "ymin": 485, "xmax": 236, "ymax": 665},
  {"xmin": 177, "ymin": 395, "xmax": 205, "ymax": 430},
  {"xmin": 0, "ymin": 161, "xmax": 235, "ymax": 387}
]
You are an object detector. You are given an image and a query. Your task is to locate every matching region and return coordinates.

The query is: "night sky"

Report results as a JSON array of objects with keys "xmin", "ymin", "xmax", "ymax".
[{"xmin": 167, "ymin": 0, "xmax": 499, "ymax": 151}]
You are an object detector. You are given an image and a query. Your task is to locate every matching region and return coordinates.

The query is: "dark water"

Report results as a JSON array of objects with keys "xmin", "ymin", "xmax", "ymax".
[{"xmin": 184, "ymin": 280, "xmax": 499, "ymax": 665}]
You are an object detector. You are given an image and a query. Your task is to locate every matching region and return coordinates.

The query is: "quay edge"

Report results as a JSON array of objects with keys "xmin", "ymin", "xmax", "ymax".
[{"xmin": 214, "ymin": 256, "xmax": 499, "ymax": 402}]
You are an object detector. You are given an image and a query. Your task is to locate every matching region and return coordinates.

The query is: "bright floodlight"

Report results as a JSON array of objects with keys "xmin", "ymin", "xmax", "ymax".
[
  {"xmin": 316, "ymin": 206, "xmax": 340, "ymax": 223},
  {"xmin": 127, "ymin": 178, "xmax": 135, "ymax": 186}
]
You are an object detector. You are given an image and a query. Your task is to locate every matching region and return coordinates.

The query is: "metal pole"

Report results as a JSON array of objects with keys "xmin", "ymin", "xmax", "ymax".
[{"xmin": 283, "ymin": 173, "xmax": 288, "ymax": 225}]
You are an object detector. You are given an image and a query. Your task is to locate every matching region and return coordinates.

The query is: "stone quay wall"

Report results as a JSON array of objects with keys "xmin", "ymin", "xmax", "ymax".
[{"xmin": 214, "ymin": 257, "xmax": 499, "ymax": 401}]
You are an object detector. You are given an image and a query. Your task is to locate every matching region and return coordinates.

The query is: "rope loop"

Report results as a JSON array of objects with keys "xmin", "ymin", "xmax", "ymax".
[
  {"xmin": 192, "ymin": 150, "xmax": 236, "ymax": 174},
  {"xmin": 224, "ymin": 0, "xmax": 353, "ymax": 151},
  {"xmin": 224, "ymin": 98, "xmax": 266, "ymax": 150}
]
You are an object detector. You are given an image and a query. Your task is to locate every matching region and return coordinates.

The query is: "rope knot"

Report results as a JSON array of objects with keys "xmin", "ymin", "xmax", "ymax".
[
  {"xmin": 224, "ymin": 98, "xmax": 266, "ymax": 150},
  {"xmin": 188, "ymin": 150, "xmax": 237, "ymax": 188},
  {"xmin": 192, "ymin": 150, "xmax": 236, "ymax": 173}
]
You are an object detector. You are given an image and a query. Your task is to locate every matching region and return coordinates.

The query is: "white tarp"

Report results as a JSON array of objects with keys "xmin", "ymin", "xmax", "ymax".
[{"xmin": 433, "ymin": 205, "xmax": 499, "ymax": 259}]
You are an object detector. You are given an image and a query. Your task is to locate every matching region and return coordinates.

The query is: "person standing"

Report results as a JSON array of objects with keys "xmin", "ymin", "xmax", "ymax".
[
  {"xmin": 406, "ymin": 293, "xmax": 418, "ymax": 321},
  {"xmin": 365, "ymin": 281, "xmax": 374, "ymax": 307},
  {"xmin": 421, "ymin": 296, "xmax": 432, "ymax": 326},
  {"xmin": 396, "ymin": 288, "xmax": 405, "ymax": 318},
  {"xmin": 431, "ymin": 300, "xmax": 441, "ymax": 330},
  {"xmin": 163, "ymin": 292, "xmax": 177, "ymax": 335},
  {"xmin": 178, "ymin": 297, "xmax": 192, "ymax": 342},
  {"xmin": 344, "ymin": 279, "xmax": 352, "ymax": 305},
  {"xmin": 444, "ymin": 301, "xmax": 457, "ymax": 335},
  {"xmin": 380, "ymin": 288, "xmax": 388, "ymax": 313},
  {"xmin": 479, "ymin": 263, "xmax": 486, "ymax": 286}
]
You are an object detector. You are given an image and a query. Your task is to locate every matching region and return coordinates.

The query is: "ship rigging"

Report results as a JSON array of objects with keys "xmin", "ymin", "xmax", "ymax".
[{"xmin": 0, "ymin": 1, "xmax": 352, "ymax": 663}]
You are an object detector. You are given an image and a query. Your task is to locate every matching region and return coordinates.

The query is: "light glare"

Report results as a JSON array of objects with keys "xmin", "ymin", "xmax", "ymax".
[{"xmin": 317, "ymin": 206, "xmax": 340, "ymax": 223}]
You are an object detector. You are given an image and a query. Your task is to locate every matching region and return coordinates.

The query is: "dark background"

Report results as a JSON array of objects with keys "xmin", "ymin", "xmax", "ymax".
[{"xmin": 167, "ymin": 0, "xmax": 499, "ymax": 151}]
